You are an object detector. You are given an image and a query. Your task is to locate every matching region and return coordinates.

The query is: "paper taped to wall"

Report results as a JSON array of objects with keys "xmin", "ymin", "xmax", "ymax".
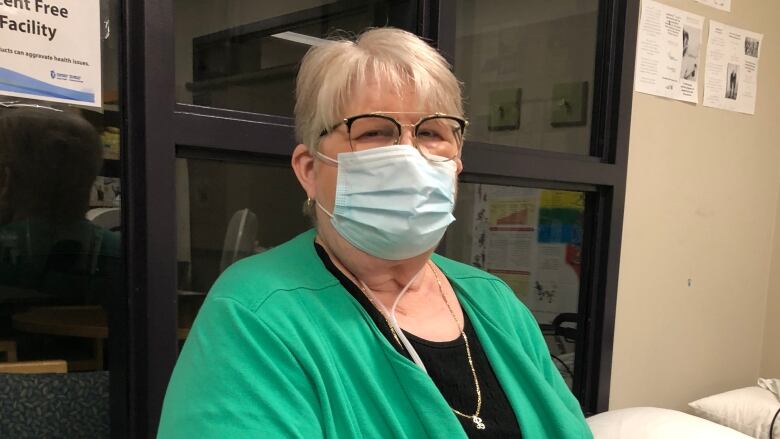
[
  {"xmin": 703, "ymin": 21, "xmax": 763, "ymax": 115},
  {"xmin": 634, "ymin": 0, "xmax": 704, "ymax": 104}
]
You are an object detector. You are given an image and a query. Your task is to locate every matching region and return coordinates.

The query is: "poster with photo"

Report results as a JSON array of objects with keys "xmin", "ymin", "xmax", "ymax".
[
  {"xmin": 0, "ymin": 0, "xmax": 102, "ymax": 108},
  {"xmin": 703, "ymin": 21, "xmax": 763, "ymax": 114},
  {"xmin": 633, "ymin": 0, "xmax": 704, "ymax": 104}
]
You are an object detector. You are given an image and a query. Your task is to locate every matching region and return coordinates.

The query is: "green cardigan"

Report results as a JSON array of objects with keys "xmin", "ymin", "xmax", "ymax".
[{"xmin": 158, "ymin": 230, "xmax": 592, "ymax": 438}]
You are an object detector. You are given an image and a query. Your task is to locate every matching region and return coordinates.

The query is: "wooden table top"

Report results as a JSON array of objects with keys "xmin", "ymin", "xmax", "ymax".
[{"xmin": 13, "ymin": 306, "xmax": 191, "ymax": 340}]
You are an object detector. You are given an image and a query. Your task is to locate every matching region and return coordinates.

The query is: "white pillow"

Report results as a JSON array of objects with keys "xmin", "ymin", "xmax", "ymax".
[
  {"xmin": 587, "ymin": 407, "xmax": 753, "ymax": 439},
  {"xmin": 689, "ymin": 386, "xmax": 780, "ymax": 439}
]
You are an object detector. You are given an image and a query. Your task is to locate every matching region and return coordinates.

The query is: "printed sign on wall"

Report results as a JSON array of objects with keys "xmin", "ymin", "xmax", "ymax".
[
  {"xmin": 634, "ymin": 0, "xmax": 704, "ymax": 104},
  {"xmin": 0, "ymin": 0, "xmax": 102, "ymax": 108},
  {"xmin": 703, "ymin": 21, "xmax": 763, "ymax": 115}
]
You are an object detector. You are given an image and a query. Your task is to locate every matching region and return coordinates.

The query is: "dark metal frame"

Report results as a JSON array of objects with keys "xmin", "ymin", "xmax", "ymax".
[
  {"xmin": 119, "ymin": 0, "xmax": 639, "ymax": 435},
  {"xmin": 123, "ymin": 0, "xmax": 178, "ymax": 437}
]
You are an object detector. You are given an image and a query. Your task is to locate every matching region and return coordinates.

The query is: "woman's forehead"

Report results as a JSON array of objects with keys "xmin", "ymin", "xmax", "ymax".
[{"xmin": 343, "ymin": 82, "xmax": 435, "ymax": 119}]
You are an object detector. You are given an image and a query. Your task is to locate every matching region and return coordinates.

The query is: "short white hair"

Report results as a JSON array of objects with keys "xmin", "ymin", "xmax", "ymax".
[{"xmin": 294, "ymin": 27, "xmax": 464, "ymax": 152}]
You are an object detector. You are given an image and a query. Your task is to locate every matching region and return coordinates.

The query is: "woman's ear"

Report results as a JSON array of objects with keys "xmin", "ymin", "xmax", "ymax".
[{"xmin": 291, "ymin": 144, "xmax": 317, "ymax": 199}]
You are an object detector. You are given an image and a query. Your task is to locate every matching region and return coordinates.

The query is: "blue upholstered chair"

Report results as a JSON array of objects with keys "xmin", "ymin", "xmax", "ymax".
[{"xmin": 0, "ymin": 371, "xmax": 109, "ymax": 438}]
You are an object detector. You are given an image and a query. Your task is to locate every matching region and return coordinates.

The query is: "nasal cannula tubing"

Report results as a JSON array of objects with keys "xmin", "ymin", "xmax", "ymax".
[{"xmin": 359, "ymin": 267, "xmax": 429, "ymax": 373}]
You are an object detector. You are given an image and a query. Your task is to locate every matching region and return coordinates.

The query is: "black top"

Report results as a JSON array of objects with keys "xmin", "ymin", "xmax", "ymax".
[{"xmin": 314, "ymin": 243, "xmax": 522, "ymax": 438}]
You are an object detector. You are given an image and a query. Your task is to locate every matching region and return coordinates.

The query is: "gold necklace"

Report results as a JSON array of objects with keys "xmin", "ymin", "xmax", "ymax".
[
  {"xmin": 356, "ymin": 283, "xmax": 403, "ymax": 347},
  {"xmin": 320, "ymin": 240, "xmax": 402, "ymax": 346},
  {"xmin": 351, "ymin": 261, "xmax": 486, "ymax": 430},
  {"xmin": 428, "ymin": 262, "xmax": 486, "ymax": 431}
]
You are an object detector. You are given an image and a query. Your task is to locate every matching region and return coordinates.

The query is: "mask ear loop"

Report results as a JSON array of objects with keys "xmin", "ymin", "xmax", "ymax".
[
  {"xmin": 311, "ymin": 150, "xmax": 339, "ymax": 218},
  {"xmin": 359, "ymin": 267, "xmax": 428, "ymax": 373}
]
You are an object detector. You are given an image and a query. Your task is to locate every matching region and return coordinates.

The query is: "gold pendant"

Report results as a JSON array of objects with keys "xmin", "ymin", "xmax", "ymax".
[{"xmin": 473, "ymin": 416, "xmax": 486, "ymax": 430}]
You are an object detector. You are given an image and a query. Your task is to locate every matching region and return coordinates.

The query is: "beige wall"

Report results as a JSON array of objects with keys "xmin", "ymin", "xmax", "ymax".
[
  {"xmin": 610, "ymin": 0, "xmax": 780, "ymax": 410},
  {"xmin": 762, "ymin": 189, "xmax": 780, "ymax": 377}
]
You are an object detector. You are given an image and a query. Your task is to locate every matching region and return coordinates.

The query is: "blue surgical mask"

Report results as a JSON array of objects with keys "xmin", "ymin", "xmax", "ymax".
[{"xmin": 315, "ymin": 144, "xmax": 457, "ymax": 260}]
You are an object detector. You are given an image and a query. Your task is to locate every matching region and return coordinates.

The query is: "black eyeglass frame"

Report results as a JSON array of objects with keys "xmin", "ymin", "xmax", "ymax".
[{"xmin": 320, "ymin": 112, "xmax": 469, "ymax": 161}]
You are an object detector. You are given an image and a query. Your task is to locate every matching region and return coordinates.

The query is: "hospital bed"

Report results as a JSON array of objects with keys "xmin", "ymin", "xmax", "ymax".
[{"xmin": 587, "ymin": 379, "xmax": 780, "ymax": 438}]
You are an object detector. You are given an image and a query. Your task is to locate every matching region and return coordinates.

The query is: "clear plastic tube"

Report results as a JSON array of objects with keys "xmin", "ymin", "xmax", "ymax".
[{"xmin": 360, "ymin": 267, "xmax": 428, "ymax": 373}]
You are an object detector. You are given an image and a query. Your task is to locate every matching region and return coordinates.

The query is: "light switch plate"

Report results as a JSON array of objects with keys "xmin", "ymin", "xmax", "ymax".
[
  {"xmin": 488, "ymin": 88, "xmax": 522, "ymax": 131},
  {"xmin": 551, "ymin": 81, "xmax": 588, "ymax": 127}
]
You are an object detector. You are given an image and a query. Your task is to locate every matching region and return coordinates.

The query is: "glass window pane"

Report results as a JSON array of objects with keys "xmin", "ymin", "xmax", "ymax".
[
  {"xmin": 175, "ymin": 0, "xmax": 418, "ymax": 116},
  {"xmin": 175, "ymin": 156, "xmax": 309, "ymax": 295},
  {"xmin": 0, "ymin": 0, "xmax": 122, "ymax": 434},
  {"xmin": 175, "ymin": 156, "xmax": 310, "ymax": 342},
  {"xmin": 455, "ymin": 1, "xmax": 599, "ymax": 155},
  {"xmin": 443, "ymin": 182, "xmax": 587, "ymax": 388}
]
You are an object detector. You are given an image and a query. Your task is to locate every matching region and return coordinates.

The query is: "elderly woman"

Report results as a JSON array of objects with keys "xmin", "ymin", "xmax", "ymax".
[{"xmin": 159, "ymin": 28, "xmax": 592, "ymax": 438}]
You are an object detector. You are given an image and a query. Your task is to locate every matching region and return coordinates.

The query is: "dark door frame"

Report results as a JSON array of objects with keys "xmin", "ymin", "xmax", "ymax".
[
  {"xmin": 120, "ymin": 0, "xmax": 639, "ymax": 436},
  {"xmin": 122, "ymin": 0, "xmax": 178, "ymax": 437}
]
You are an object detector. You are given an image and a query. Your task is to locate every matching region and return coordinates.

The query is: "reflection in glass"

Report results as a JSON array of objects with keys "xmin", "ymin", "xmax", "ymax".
[
  {"xmin": 0, "ymin": 2, "xmax": 121, "ymax": 435},
  {"xmin": 176, "ymin": 157, "xmax": 309, "ymax": 294},
  {"xmin": 175, "ymin": 0, "xmax": 416, "ymax": 115},
  {"xmin": 0, "ymin": 106, "xmax": 118, "ymax": 436},
  {"xmin": 174, "ymin": 157, "xmax": 310, "ymax": 345},
  {"xmin": 0, "ymin": 108, "xmax": 119, "ymax": 308},
  {"xmin": 444, "ymin": 183, "xmax": 586, "ymax": 388},
  {"xmin": 455, "ymin": 0, "xmax": 599, "ymax": 154}
]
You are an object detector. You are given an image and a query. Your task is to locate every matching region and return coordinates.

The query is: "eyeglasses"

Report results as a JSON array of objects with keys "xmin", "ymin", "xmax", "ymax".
[{"xmin": 320, "ymin": 112, "xmax": 468, "ymax": 162}]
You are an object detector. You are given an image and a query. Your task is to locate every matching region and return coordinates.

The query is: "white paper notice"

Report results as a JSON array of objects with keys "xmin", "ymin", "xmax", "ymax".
[
  {"xmin": 695, "ymin": 0, "xmax": 731, "ymax": 12},
  {"xmin": 703, "ymin": 21, "xmax": 762, "ymax": 115},
  {"xmin": 0, "ymin": 1, "xmax": 102, "ymax": 108},
  {"xmin": 634, "ymin": 0, "xmax": 704, "ymax": 103}
]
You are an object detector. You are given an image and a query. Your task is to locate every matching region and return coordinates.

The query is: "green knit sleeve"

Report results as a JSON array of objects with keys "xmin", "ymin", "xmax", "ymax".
[
  {"xmin": 157, "ymin": 295, "xmax": 323, "ymax": 438},
  {"xmin": 493, "ymin": 280, "xmax": 593, "ymax": 438}
]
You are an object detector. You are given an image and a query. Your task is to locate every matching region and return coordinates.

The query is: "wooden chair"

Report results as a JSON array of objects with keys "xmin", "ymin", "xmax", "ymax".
[
  {"xmin": 0, "ymin": 359, "xmax": 67, "ymax": 374},
  {"xmin": 0, "ymin": 340, "xmax": 17, "ymax": 362}
]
